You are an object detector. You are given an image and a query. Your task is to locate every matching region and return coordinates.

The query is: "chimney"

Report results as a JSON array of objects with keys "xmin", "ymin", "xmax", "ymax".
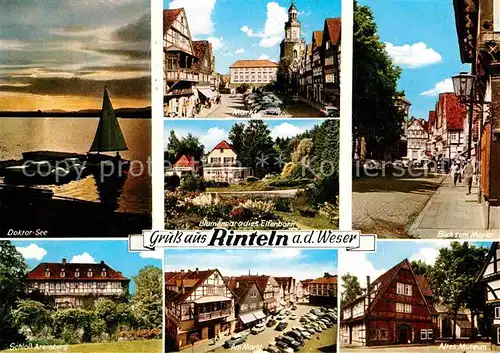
[
  {"xmin": 100, "ymin": 260, "xmax": 104, "ymax": 265},
  {"xmin": 195, "ymin": 267, "xmax": 199, "ymax": 274},
  {"xmin": 248, "ymin": 269, "xmax": 251, "ymax": 276},
  {"xmin": 180, "ymin": 269, "xmax": 185, "ymax": 273},
  {"xmin": 62, "ymin": 258, "xmax": 66, "ymax": 265}
]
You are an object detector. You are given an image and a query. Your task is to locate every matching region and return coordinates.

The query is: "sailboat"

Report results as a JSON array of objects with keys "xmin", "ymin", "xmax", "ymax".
[{"xmin": 86, "ymin": 86, "xmax": 130, "ymax": 173}]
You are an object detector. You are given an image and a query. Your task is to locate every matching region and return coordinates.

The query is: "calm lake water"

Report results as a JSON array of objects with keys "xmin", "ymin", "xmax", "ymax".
[{"xmin": 0, "ymin": 118, "xmax": 151, "ymax": 214}]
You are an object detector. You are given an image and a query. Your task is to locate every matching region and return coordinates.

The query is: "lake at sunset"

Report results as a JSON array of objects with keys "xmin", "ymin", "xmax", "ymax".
[{"xmin": 0, "ymin": 117, "xmax": 151, "ymax": 214}]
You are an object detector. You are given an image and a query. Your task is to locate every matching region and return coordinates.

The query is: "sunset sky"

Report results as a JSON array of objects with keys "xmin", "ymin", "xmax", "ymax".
[{"xmin": 0, "ymin": 0, "xmax": 151, "ymax": 111}]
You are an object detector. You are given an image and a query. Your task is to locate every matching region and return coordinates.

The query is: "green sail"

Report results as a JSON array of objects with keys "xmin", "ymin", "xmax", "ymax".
[{"xmin": 89, "ymin": 87, "xmax": 128, "ymax": 152}]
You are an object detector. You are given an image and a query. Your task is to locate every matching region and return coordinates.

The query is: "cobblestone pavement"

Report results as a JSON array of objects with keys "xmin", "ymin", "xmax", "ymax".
[
  {"xmin": 352, "ymin": 170, "xmax": 446, "ymax": 238},
  {"xmin": 342, "ymin": 342, "xmax": 493, "ymax": 352}
]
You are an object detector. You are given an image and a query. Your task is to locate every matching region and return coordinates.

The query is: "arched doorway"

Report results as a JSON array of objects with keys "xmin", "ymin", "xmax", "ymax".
[{"xmin": 397, "ymin": 323, "xmax": 412, "ymax": 344}]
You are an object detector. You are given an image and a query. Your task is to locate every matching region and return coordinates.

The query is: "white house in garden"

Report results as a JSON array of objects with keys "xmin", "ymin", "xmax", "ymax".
[{"xmin": 203, "ymin": 140, "xmax": 252, "ymax": 183}]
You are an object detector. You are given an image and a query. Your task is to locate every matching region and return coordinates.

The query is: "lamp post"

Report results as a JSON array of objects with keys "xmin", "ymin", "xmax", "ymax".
[{"xmin": 452, "ymin": 72, "xmax": 476, "ymax": 159}]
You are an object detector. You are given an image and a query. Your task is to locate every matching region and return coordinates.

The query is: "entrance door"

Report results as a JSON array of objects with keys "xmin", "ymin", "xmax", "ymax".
[
  {"xmin": 497, "ymin": 327, "xmax": 500, "ymax": 345},
  {"xmin": 399, "ymin": 327, "xmax": 408, "ymax": 344},
  {"xmin": 208, "ymin": 326, "xmax": 215, "ymax": 339}
]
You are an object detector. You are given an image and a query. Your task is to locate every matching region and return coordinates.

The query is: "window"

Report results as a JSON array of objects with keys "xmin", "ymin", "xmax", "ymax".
[
  {"xmin": 75, "ymin": 269, "xmax": 80, "ymax": 278},
  {"xmin": 396, "ymin": 303, "xmax": 404, "ymax": 312},
  {"xmin": 45, "ymin": 269, "xmax": 50, "ymax": 277},
  {"xmin": 87, "ymin": 269, "xmax": 93, "ymax": 278},
  {"xmin": 495, "ymin": 0, "xmax": 500, "ymax": 31},
  {"xmin": 396, "ymin": 283, "xmax": 404, "ymax": 295},
  {"xmin": 405, "ymin": 284, "xmax": 412, "ymax": 296},
  {"xmin": 60, "ymin": 269, "xmax": 65, "ymax": 278},
  {"xmin": 495, "ymin": 307, "xmax": 500, "ymax": 319},
  {"xmin": 404, "ymin": 304, "xmax": 412, "ymax": 313},
  {"xmin": 101, "ymin": 268, "xmax": 107, "ymax": 277},
  {"xmin": 427, "ymin": 329, "xmax": 433, "ymax": 339},
  {"xmin": 378, "ymin": 328, "xmax": 387, "ymax": 340},
  {"xmin": 420, "ymin": 329, "xmax": 428, "ymax": 340}
]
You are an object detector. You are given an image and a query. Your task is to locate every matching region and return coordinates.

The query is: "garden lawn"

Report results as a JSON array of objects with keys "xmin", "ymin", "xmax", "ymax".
[
  {"xmin": 275, "ymin": 211, "xmax": 337, "ymax": 229},
  {"xmin": 1, "ymin": 339, "xmax": 162, "ymax": 353}
]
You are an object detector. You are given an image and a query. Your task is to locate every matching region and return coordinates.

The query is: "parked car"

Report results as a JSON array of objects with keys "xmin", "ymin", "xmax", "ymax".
[
  {"xmin": 305, "ymin": 313, "xmax": 318, "ymax": 320},
  {"xmin": 251, "ymin": 323, "xmax": 265, "ymax": 334},
  {"xmin": 319, "ymin": 105, "xmax": 339, "ymax": 117},
  {"xmin": 264, "ymin": 346, "xmax": 281, "ymax": 353},
  {"xmin": 285, "ymin": 310, "xmax": 291, "ymax": 315},
  {"xmin": 275, "ymin": 321, "xmax": 288, "ymax": 331},
  {"xmin": 276, "ymin": 314, "xmax": 286, "ymax": 321},
  {"xmin": 316, "ymin": 321, "xmax": 327, "ymax": 330},
  {"xmin": 289, "ymin": 313, "xmax": 297, "ymax": 320},
  {"xmin": 300, "ymin": 316, "xmax": 310, "ymax": 324},
  {"xmin": 285, "ymin": 330, "xmax": 304, "ymax": 343},
  {"xmin": 266, "ymin": 319, "xmax": 277, "ymax": 327},
  {"xmin": 279, "ymin": 336, "xmax": 302, "ymax": 351},
  {"xmin": 308, "ymin": 324, "xmax": 322, "ymax": 332},
  {"xmin": 275, "ymin": 340, "xmax": 290, "ymax": 351},
  {"xmin": 292, "ymin": 305, "xmax": 297, "ymax": 310},
  {"xmin": 303, "ymin": 326, "xmax": 316, "ymax": 334},
  {"xmin": 296, "ymin": 327, "xmax": 312, "ymax": 339},
  {"xmin": 223, "ymin": 334, "xmax": 246, "ymax": 348}
]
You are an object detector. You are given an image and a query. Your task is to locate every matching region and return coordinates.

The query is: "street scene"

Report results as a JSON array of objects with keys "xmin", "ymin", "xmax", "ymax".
[
  {"xmin": 340, "ymin": 241, "xmax": 500, "ymax": 352},
  {"xmin": 163, "ymin": 249, "xmax": 337, "ymax": 352},
  {"xmin": 164, "ymin": 119, "xmax": 339, "ymax": 230},
  {"xmin": 163, "ymin": 0, "xmax": 340, "ymax": 118},
  {"xmin": 352, "ymin": 0, "xmax": 500, "ymax": 238}
]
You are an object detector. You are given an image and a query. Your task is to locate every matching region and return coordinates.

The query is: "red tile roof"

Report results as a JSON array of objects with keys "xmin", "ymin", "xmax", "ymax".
[
  {"xmin": 415, "ymin": 275, "xmax": 433, "ymax": 297},
  {"xmin": 165, "ymin": 269, "xmax": 218, "ymax": 304},
  {"xmin": 310, "ymin": 275, "xmax": 337, "ymax": 285},
  {"xmin": 163, "ymin": 9, "xmax": 182, "ymax": 36},
  {"xmin": 324, "ymin": 18, "xmax": 341, "ymax": 46},
  {"xmin": 28, "ymin": 261, "xmax": 128, "ymax": 281},
  {"xmin": 174, "ymin": 155, "xmax": 199, "ymax": 169},
  {"xmin": 230, "ymin": 275, "xmax": 275, "ymax": 295},
  {"xmin": 313, "ymin": 31, "xmax": 324, "ymax": 48},
  {"xmin": 213, "ymin": 140, "xmax": 234, "ymax": 151},
  {"xmin": 428, "ymin": 111, "xmax": 436, "ymax": 127},
  {"xmin": 441, "ymin": 93, "xmax": 465, "ymax": 130},
  {"xmin": 230, "ymin": 60, "xmax": 278, "ymax": 68}
]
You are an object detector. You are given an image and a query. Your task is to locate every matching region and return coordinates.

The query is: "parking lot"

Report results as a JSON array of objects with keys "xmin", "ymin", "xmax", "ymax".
[{"xmin": 207, "ymin": 304, "xmax": 337, "ymax": 353}]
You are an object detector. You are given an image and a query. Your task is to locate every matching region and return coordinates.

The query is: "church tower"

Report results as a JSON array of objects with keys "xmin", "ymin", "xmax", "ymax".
[{"xmin": 279, "ymin": 0, "xmax": 305, "ymax": 71}]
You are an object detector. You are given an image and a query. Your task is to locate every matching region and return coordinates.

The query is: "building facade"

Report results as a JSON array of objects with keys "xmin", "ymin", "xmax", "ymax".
[
  {"xmin": 230, "ymin": 275, "xmax": 281, "ymax": 315},
  {"xmin": 311, "ymin": 31, "xmax": 324, "ymax": 103},
  {"xmin": 226, "ymin": 280, "xmax": 266, "ymax": 331},
  {"xmin": 229, "ymin": 60, "xmax": 278, "ymax": 86},
  {"xmin": 275, "ymin": 277, "xmax": 296, "ymax": 307},
  {"xmin": 164, "ymin": 268, "xmax": 236, "ymax": 351},
  {"xmin": 203, "ymin": 140, "xmax": 252, "ymax": 183},
  {"xmin": 322, "ymin": 18, "xmax": 341, "ymax": 107},
  {"xmin": 192, "ymin": 40, "xmax": 217, "ymax": 105},
  {"xmin": 309, "ymin": 273, "xmax": 337, "ymax": 306},
  {"xmin": 279, "ymin": 1, "xmax": 306, "ymax": 72},
  {"xmin": 406, "ymin": 118, "xmax": 429, "ymax": 161},
  {"xmin": 27, "ymin": 259, "xmax": 129, "ymax": 309},
  {"xmin": 165, "ymin": 155, "xmax": 199, "ymax": 178},
  {"xmin": 341, "ymin": 259, "xmax": 437, "ymax": 347}
]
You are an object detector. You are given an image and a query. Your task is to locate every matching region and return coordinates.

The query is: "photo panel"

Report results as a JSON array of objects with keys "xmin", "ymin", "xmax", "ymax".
[
  {"xmin": 164, "ymin": 248, "xmax": 338, "ymax": 352},
  {"xmin": 0, "ymin": 0, "xmax": 152, "ymax": 237},
  {"xmin": 351, "ymin": 0, "xmax": 500, "ymax": 239},
  {"xmin": 0, "ymin": 239, "xmax": 163, "ymax": 352}
]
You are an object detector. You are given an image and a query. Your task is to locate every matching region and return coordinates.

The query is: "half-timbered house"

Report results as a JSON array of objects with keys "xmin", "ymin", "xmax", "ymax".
[
  {"xmin": 309, "ymin": 273, "xmax": 337, "ymax": 306},
  {"xmin": 229, "ymin": 275, "xmax": 281, "ymax": 315},
  {"xmin": 476, "ymin": 242, "xmax": 500, "ymax": 345},
  {"xmin": 164, "ymin": 268, "xmax": 236, "ymax": 351},
  {"xmin": 340, "ymin": 259, "xmax": 437, "ymax": 347},
  {"xmin": 226, "ymin": 280, "xmax": 266, "ymax": 331},
  {"xmin": 275, "ymin": 277, "xmax": 296, "ymax": 307}
]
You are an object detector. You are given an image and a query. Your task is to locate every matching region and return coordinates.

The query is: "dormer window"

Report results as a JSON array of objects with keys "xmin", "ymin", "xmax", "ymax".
[
  {"xmin": 45, "ymin": 268, "xmax": 50, "ymax": 277},
  {"xmin": 75, "ymin": 269, "xmax": 80, "ymax": 278},
  {"xmin": 101, "ymin": 268, "xmax": 107, "ymax": 277},
  {"xmin": 60, "ymin": 269, "xmax": 65, "ymax": 278},
  {"xmin": 87, "ymin": 269, "xmax": 93, "ymax": 278}
]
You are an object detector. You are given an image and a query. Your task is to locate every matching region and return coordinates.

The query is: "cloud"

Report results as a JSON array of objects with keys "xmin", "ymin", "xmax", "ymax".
[
  {"xmin": 140, "ymin": 250, "xmax": 164, "ymax": 260},
  {"xmin": 235, "ymin": 48, "xmax": 245, "ymax": 54},
  {"xmin": 168, "ymin": 0, "xmax": 216, "ymax": 37},
  {"xmin": 270, "ymin": 122, "xmax": 307, "ymax": 139},
  {"xmin": 259, "ymin": 54, "xmax": 270, "ymax": 60},
  {"xmin": 16, "ymin": 244, "xmax": 47, "ymax": 260},
  {"xmin": 200, "ymin": 127, "xmax": 227, "ymax": 150},
  {"xmin": 340, "ymin": 251, "xmax": 386, "ymax": 290},
  {"xmin": 70, "ymin": 252, "xmax": 96, "ymax": 263},
  {"xmin": 240, "ymin": 2, "xmax": 288, "ymax": 48},
  {"xmin": 207, "ymin": 36, "xmax": 225, "ymax": 51},
  {"xmin": 385, "ymin": 42, "xmax": 442, "ymax": 68},
  {"xmin": 420, "ymin": 78, "xmax": 454, "ymax": 97},
  {"xmin": 409, "ymin": 247, "xmax": 439, "ymax": 265}
]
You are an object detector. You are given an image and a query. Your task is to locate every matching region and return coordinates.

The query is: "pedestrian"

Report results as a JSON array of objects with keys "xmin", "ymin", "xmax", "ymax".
[
  {"xmin": 451, "ymin": 162, "xmax": 459, "ymax": 187},
  {"xmin": 463, "ymin": 159, "xmax": 474, "ymax": 195}
]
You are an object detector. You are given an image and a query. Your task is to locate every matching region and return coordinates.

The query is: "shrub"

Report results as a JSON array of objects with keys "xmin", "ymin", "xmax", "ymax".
[
  {"xmin": 116, "ymin": 329, "xmax": 162, "ymax": 341},
  {"xmin": 62, "ymin": 327, "xmax": 81, "ymax": 345},
  {"xmin": 304, "ymin": 176, "xmax": 339, "ymax": 206},
  {"xmin": 229, "ymin": 207, "xmax": 253, "ymax": 221},
  {"xmin": 318, "ymin": 200, "xmax": 339, "ymax": 226},
  {"xmin": 179, "ymin": 174, "xmax": 206, "ymax": 192},
  {"xmin": 245, "ymin": 176, "xmax": 259, "ymax": 182},
  {"xmin": 165, "ymin": 175, "xmax": 181, "ymax": 190},
  {"xmin": 27, "ymin": 338, "xmax": 66, "ymax": 346},
  {"xmin": 275, "ymin": 198, "xmax": 291, "ymax": 212},
  {"xmin": 298, "ymin": 207, "xmax": 317, "ymax": 218}
]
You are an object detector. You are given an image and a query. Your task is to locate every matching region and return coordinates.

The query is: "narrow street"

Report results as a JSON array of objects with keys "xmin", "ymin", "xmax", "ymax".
[
  {"xmin": 201, "ymin": 94, "xmax": 322, "ymax": 118},
  {"xmin": 352, "ymin": 170, "xmax": 446, "ymax": 238}
]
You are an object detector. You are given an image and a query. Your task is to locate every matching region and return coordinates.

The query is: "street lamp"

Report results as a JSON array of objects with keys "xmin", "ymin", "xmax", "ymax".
[{"xmin": 452, "ymin": 72, "xmax": 476, "ymax": 159}]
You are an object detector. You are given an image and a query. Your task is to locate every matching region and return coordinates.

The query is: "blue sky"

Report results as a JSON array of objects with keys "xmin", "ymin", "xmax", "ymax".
[
  {"xmin": 12, "ymin": 240, "xmax": 162, "ymax": 293},
  {"xmin": 164, "ymin": 119, "xmax": 326, "ymax": 151},
  {"xmin": 340, "ymin": 240, "xmax": 491, "ymax": 289},
  {"xmin": 359, "ymin": 0, "xmax": 470, "ymax": 119},
  {"xmin": 164, "ymin": 249, "xmax": 337, "ymax": 280},
  {"xmin": 164, "ymin": 0, "xmax": 341, "ymax": 74}
]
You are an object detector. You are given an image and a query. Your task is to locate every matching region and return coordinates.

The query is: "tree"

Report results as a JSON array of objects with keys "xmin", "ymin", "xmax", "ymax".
[
  {"xmin": 12, "ymin": 300, "xmax": 53, "ymax": 337},
  {"xmin": 341, "ymin": 274, "xmax": 363, "ymax": 307},
  {"xmin": 131, "ymin": 266, "xmax": 163, "ymax": 330},
  {"xmin": 94, "ymin": 298, "xmax": 133, "ymax": 340},
  {"xmin": 410, "ymin": 260, "xmax": 433, "ymax": 277},
  {"xmin": 165, "ymin": 130, "xmax": 181, "ymax": 163},
  {"xmin": 165, "ymin": 131, "xmax": 205, "ymax": 163},
  {"xmin": 0, "ymin": 241, "xmax": 29, "ymax": 348},
  {"xmin": 428, "ymin": 242, "xmax": 488, "ymax": 340},
  {"xmin": 353, "ymin": 1, "xmax": 405, "ymax": 158},
  {"xmin": 274, "ymin": 57, "xmax": 293, "ymax": 95}
]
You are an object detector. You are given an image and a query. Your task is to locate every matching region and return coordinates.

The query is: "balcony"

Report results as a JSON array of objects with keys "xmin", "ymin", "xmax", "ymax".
[
  {"xmin": 165, "ymin": 70, "xmax": 198, "ymax": 82},
  {"xmin": 197, "ymin": 309, "xmax": 231, "ymax": 322}
]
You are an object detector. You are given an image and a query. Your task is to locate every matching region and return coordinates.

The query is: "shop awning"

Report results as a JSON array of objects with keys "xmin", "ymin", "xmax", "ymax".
[
  {"xmin": 198, "ymin": 88, "xmax": 215, "ymax": 99},
  {"xmin": 253, "ymin": 310, "xmax": 266, "ymax": 320},
  {"xmin": 239, "ymin": 313, "xmax": 258, "ymax": 324},
  {"xmin": 194, "ymin": 296, "xmax": 231, "ymax": 304}
]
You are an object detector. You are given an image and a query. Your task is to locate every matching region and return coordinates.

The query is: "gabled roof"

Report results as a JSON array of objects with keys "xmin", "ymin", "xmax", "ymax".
[
  {"xmin": 211, "ymin": 140, "xmax": 235, "ymax": 152},
  {"xmin": 230, "ymin": 60, "xmax": 279, "ymax": 68},
  {"xmin": 475, "ymin": 242, "xmax": 499, "ymax": 283},
  {"xmin": 440, "ymin": 93, "xmax": 465, "ymax": 130},
  {"xmin": 415, "ymin": 275, "xmax": 433, "ymax": 297},
  {"xmin": 324, "ymin": 18, "xmax": 341, "ymax": 46},
  {"xmin": 28, "ymin": 261, "xmax": 128, "ymax": 281},
  {"xmin": 227, "ymin": 280, "xmax": 263, "ymax": 303},
  {"xmin": 174, "ymin": 155, "xmax": 198, "ymax": 168},
  {"xmin": 165, "ymin": 269, "xmax": 220, "ymax": 304},
  {"xmin": 163, "ymin": 9, "xmax": 182, "ymax": 36},
  {"xmin": 274, "ymin": 277, "xmax": 294, "ymax": 289},
  {"xmin": 312, "ymin": 31, "xmax": 324, "ymax": 49},
  {"xmin": 229, "ymin": 275, "xmax": 277, "ymax": 295}
]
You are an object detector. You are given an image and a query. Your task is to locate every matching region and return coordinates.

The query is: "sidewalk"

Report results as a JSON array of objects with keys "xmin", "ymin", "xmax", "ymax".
[
  {"xmin": 408, "ymin": 175, "xmax": 495, "ymax": 238},
  {"xmin": 195, "ymin": 103, "xmax": 222, "ymax": 118}
]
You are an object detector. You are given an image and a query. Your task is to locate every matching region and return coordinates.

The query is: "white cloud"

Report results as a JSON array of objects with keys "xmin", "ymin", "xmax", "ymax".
[
  {"xmin": 140, "ymin": 250, "xmax": 164, "ymax": 260},
  {"xmin": 200, "ymin": 127, "xmax": 227, "ymax": 150},
  {"xmin": 420, "ymin": 78, "xmax": 454, "ymax": 97},
  {"xmin": 270, "ymin": 122, "xmax": 306, "ymax": 139},
  {"xmin": 16, "ymin": 244, "xmax": 47, "ymax": 261},
  {"xmin": 240, "ymin": 2, "xmax": 288, "ymax": 48},
  {"xmin": 168, "ymin": 0, "xmax": 216, "ymax": 37},
  {"xmin": 207, "ymin": 36, "xmax": 224, "ymax": 51},
  {"xmin": 409, "ymin": 247, "xmax": 439, "ymax": 265},
  {"xmin": 70, "ymin": 252, "xmax": 96, "ymax": 263},
  {"xmin": 339, "ymin": 251, "xmax": 386, "ymax": 291},
  {"xmin": 235, "ymin": 48, "xmax": 245, "ymax": 54},
  {"xmin": 385, "ymin": 42, "xmax": 442, "ymax": 68},
  {"xmin": 259, "ymin": 54, "xmax": 270, "ymax": 60}
]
